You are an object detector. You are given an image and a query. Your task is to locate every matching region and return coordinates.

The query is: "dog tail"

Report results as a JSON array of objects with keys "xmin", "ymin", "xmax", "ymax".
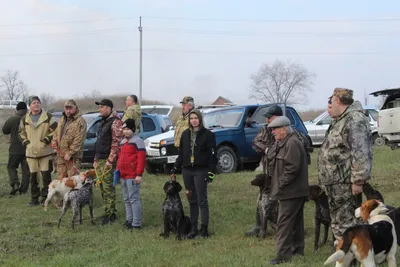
[{"xmin": 324, "ymin": 250, "xmax": 345, "ymax": 265}]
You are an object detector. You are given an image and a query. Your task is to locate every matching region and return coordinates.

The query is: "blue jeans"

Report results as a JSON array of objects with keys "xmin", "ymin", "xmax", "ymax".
[{"xmin": 121, "ymin": 179, "xmax": 141, "ymax": 227}]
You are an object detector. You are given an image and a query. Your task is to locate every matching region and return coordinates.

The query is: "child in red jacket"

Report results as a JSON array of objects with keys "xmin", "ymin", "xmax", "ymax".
[{"xmin": 116, "ymin": 118, "xmax": 146, "ymax": 230}]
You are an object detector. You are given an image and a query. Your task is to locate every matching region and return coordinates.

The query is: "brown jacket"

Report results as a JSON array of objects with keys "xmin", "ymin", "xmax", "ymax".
[
  {"xmin": 52, "ymin": 110, "xmax": 87, "ymax": 159},
  {"xmin": 268, "ymin": 132, "xmax": 309, "ymax": 201}
]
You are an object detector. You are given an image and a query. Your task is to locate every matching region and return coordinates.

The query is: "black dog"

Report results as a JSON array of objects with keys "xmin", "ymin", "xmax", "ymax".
[
  {"xmin": 160, "ymin": 180, "xmax": 191, "ymax": 240},
  {"xmin": 250, "ymin": 174, "xmax": 278, "ymax": 238},
  {"xmin": 308, "ymin": 184, "xmax": 332, "ymax": 252}
]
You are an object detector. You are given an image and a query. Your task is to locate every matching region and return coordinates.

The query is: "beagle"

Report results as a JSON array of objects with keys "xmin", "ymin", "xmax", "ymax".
[{"xmin": 324, "ymin": 199, "xmax": 397, "ymax": 267}]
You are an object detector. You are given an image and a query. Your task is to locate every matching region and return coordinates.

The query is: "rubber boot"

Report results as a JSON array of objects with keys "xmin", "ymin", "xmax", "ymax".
[
  {"xmin": 244, "ymin": 209, "xmax": 261, "ymax": 237},
  {"xmin": 198, "ymin": 224, "xmax": 209, "ymax": 238},
  {"xmin": 187, "ymin": 223, "xmax": 198, "ymax": 239}
]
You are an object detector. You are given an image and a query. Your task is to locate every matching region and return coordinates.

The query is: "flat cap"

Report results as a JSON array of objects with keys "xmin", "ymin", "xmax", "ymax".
[
  {"xmin": 180, "ymin": 96, "xmax": 194, "ymax": 104},
  {"xmin": 263, "ymin": 105, "xmax": 283, "ymax": 118},
  {"xmin": 332, "ymin": 87, "xmax": 353, "ymax": 101},
  {"xmin": 64, "ymin": 99, "xmax": 77, "ymax": 107},
  {"xmin": 267, "ymin": 116, "xmax": 291, "ymax": 128},
  {"xmin": 95, "ymin": 98, "xmax": 113, "ymax": 109}
]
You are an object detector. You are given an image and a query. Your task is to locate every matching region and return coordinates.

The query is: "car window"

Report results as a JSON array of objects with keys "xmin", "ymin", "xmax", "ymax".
[
  {"xmin": 252, "ymin": 106, "xmax": 269, "ymax": 124},
  {"xmin": 83, "ymin": 116, "xmax": 98, "ymax": 127},
  {"xmin": 3, "ymin": 100, "xmax": 10, "ymax": 105},
  {"xmin": 142, "ymin": 117, "xmax": 156, "ymax": 132},
  {"xmin": 367, "ymin": 109, "xmax": 378, "ymax": 121},
  {"xmin": 203, "ymin": 108, "xmax": 244, "ymax": 128},
  {"xmin": 11, "ymin": 100, "xmax": 18, "ymax": 105},
  {"xmin": 163, "ymin": 117, "xmax": 171, "ymax": 126},
  {"xmin": 88, "ymin": 120, "xmax": 101, "ymax": 134},
  {"xmin": 319, "ymin": 116, "xmax": 333, "ymax": 125},
  {"xmin": 286, "ymin": 110, "xmax": 296, "ymax": 125}
]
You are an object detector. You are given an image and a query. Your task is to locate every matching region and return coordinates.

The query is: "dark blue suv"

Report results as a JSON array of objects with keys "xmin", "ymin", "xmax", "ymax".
[
  {"xmin": 81, "ymin": 111, "xmax": 170, "ymax": 167},
  {"xmin": 145, "ymin": 104, "xmax": 312, "ymax": 174}
]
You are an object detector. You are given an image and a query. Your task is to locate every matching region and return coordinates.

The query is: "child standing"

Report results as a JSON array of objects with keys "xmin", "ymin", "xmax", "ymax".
[{"xmin": 116, "ymin": 118, "xmax": 146, "ymax": 230}]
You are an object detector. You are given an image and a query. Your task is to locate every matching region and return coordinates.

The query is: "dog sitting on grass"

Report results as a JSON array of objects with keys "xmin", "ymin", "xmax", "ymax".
[
  {"xmin": 58, "ymin": 176, "xmax": 95, "ymax": 229},
  {"xmin": 250, "ymin": 174, "xmax": 278, "ymax": 238}
]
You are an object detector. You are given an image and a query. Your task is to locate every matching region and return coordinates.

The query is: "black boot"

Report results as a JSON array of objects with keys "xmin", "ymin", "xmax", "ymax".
[
  {"xmin": 28, "ymin": 198, "xmax": 40, "ymax": 206},
  {"xmin": 198, "ymin": 224, "xmax": 209, "ymax": 238},
  {"xmin": 10, "ymin": 184, "xmax": 20, "ymax": 196},
  {"xmin": 187, "ymin": 223, "xmax": 198, "ymax": 239},
  {"xmin": 245, "ymin": 209, "xmax": 261, "ymax": 236}
]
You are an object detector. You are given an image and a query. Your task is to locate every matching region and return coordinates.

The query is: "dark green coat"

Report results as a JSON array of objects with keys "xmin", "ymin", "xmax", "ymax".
[{"xmin": 2, "ymin": 110, "xmax": 27, "ymax": 155}]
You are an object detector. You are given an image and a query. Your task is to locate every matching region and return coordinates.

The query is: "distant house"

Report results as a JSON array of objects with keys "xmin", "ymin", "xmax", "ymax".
[{"xmin": 211, "ymin": 96, "xmax": 234, "ymax": 105}]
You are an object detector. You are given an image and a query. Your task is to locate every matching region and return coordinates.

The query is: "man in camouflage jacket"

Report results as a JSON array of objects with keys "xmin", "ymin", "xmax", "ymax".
[
  {"xmin": 122, "ymin": 94, "xmax": 141, "ymax": 133},
  {"xmin": 174, "ymin": 96, "xmax": 194, "ymax": 148},
  {"xmin": 318, "ymin": 88, "xmax": 372, "ymax": 244},
  {"xmin": 51, "ymin": 99, "xmax": 87, "ymax": 178}
]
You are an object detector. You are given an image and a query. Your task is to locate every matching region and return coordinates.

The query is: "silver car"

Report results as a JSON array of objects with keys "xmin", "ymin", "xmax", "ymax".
[{"xmin": 304, "ymin": 106, "xmax": 384, "ymax": 146}]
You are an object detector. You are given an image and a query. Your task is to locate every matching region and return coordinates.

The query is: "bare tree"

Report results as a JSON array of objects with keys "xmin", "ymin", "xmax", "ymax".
[
  {"xmin": 39, "ymin": 92, "xmax": 56, "ymax": 109},
  {"xmin": 249, "ymin": 60, "xmax": 316, "ymax": 105},
  {"xmin": 1, "ymin": 70, "xmax": 30, "ymax": 101}
]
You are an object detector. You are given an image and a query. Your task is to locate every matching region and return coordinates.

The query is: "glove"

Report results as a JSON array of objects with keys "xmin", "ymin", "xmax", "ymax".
[
  {"xmin": 170, "ymin": 167, "xmax": 177, "ymax": 177},
  {"xmin": 42, "ymin": 136, "xmax": 52, "ymax": 145},
  {"xmin": 207, "ymin": 172, "xmax": 215, "ymax": 183}
]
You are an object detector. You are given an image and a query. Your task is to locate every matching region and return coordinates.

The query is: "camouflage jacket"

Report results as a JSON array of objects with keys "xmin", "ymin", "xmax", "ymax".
[
  {"xmin": 52, "ymin": 110, "xmax": 87, "ymax": 159},
  {"xmin": 318, "ymin": 101, "xmax": 372, "ymax": 186},
  {"xmin": 122, "ymin": 104, "xmax": 142, "ymax": 133},
  {"xmin": 174, "ymin": 112, "xmax": 190, "ymax": 148}
]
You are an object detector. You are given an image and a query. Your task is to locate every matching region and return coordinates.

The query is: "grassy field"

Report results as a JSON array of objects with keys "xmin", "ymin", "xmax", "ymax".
[{"xmin": 0, "ymin": 146, "xmax": 399, "ymax": 267}]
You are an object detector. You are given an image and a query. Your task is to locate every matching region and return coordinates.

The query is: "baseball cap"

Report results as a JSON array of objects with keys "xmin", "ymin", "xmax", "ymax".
[
  {"xmin": 180, "ymin": 96, "xmax": 194, "ymax": 104},
  {"xmin": 64, "ymin": 99, "xmax": 77, "ymax": 107},
  {"xmin": 95, "ymin": 99, "xmax": 113, "ymax": 109}
]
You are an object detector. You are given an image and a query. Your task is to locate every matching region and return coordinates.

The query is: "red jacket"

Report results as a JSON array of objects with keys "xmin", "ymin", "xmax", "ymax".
[{"xmin": 116, "ymin": 135, "xmax": 146, "ymax": 179}]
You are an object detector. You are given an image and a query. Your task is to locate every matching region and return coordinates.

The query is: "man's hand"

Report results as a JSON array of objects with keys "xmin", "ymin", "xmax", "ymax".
[
  {"xmin": 352, "ymin": 183, "xmax": 363, "ymax": 195},
  {"xmin": 50, "ymin": 140, "xmax": 57, "ymax": 149},
  {"xmin": 64, "ymin": 154, "xmax": 71, "ymax": 161},
  {"xmin": 135, "ymin": 176, "xmax": 142, "ymax": 184},
  {"xmin": 93, "ymin": 161, "xmax": 98, "ymax": 170},
  {"xmin": 104, "ymin": 162, "xmax": 112, "ymax": 171}
]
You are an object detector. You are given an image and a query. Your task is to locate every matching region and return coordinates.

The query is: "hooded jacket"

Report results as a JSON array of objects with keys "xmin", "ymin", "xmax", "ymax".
[
  {"xmin": 52, "ymin": 109, "xmax": 87, "ymax": 159},
  {"xmin": 318, "ymin": 100, "xmax": 372, "ymax": 185},
  {"xmin": 174, "ymin": 109, "xmax": 217, "ymax": 173},
  {"xmin": 2, "ymin": 109, "xmax": 28, "ymax": 155}
]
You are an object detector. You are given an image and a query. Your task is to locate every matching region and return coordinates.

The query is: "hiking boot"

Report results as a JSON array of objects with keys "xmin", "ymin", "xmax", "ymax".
[
  {"xmin": 10, "ymin": 184, "xmax": 20, "ymax": 196},
  {"xmin": 269, "ymin": 256, "xmax": 291, "ymax": 265},
  {"xmin": 187, "ymin": 223, "xmax": 198, "ymax": 239},
  {"xmin": 28, "ymin": 199, "xmax": 40, "ymax": 206},
  {"xmin": 123, "ymin": 220, "xmax": 132, "ymax": 229},
  {"xmin": 109, "ymin": 213, "xmax": 117, "ymax": 224},
  {"xmin": 198, "ymin": 224, "xmax": 209, "ymax": 238},
  {"xmin": 101, "ymin": 216, "xmax": 110, "ymax": 225}
]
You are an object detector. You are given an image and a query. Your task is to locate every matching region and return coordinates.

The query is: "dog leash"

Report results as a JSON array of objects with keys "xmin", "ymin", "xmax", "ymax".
[{"xmin": 94, "ymin": 167, "xmax": 112, "ymax": 188}]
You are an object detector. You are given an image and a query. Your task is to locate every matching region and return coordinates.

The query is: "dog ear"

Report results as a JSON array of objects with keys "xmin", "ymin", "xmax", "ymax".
[
  {"xmin": 177, "ymin": 182, "xmax": 182, "ymax": 192},
  {"xmin": 163, "ymin": 182, "xmax": 168, "ymax": 193}
]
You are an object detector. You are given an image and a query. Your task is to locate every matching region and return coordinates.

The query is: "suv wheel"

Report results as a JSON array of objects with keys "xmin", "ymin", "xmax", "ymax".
[
  {"xmin": 216, "ymin": 146, "xmax": 238, "ymax": 174},
  {"xmin": 372, "ymin": 134, "xmax": 385, "ymax": 146}
]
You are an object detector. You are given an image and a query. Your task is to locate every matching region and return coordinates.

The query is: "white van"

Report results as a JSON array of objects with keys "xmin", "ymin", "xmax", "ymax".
[
  {"xmin": 370, "ymin": 88, "xmax": 400, "ymax": 149},
  {"xmin": 0, "ymin": 99, "xmax": 21, "ymax": 109}
]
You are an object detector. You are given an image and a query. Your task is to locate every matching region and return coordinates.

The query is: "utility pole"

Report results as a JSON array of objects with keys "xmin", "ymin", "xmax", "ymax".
[{"xmin": 138, "ymin": 16, "xmax": 143, "ymax": 105}]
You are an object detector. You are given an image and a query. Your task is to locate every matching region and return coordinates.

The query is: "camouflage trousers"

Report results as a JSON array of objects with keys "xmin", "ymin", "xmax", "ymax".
[
  {"xmin": 56, "ymin": 155, "xmax": 81, "ymax": 178},
  {"xmin": 322, "ymin": 183, "xmax": 358, "ymax": 242},
  {"xmin": 97, "ymin": 159, "xmax": 116, "ymax": 217}
]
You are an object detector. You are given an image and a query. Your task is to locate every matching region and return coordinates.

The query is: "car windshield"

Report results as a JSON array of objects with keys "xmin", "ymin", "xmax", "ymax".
[
  {"xmin": 83, "ymin": 115, "xmax": 99, "ymax": 127},
  {"xmin": 309, "ymin": 111, "xmax": 328, "ymax": 123},
  {"xmin": 141, "ymin": 107, "xmax": 170, "ymax": 115},
  {"xmin": 203, "ymin": 108, "xmax": 244, "ymax": 128}
]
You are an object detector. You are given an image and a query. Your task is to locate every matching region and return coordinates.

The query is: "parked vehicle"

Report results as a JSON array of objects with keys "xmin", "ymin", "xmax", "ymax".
[
  {"xmin": 81, "ymin": 111, "xmax": 171, "ymax": 167},
  {"xmin": 140, "ymin": 105, "xmax": 174, "ymax": 116},
  {"xmin": 144, "ymin": 104, "xmax": 312, "ymax": 174},
  {"xmin": 304, "ymin": 106, "xmax": 383, "ymax": 146},
  {"xmin": 370, "ymin": 88, "xmax": 400, "ymax": 150},
  {"xmin": 50, "ymin": 111, "xmax": 63, "ymax": 123},
  {"xmin": 0, "ymin": 99, "xmax": 22, "ymax": 109}
]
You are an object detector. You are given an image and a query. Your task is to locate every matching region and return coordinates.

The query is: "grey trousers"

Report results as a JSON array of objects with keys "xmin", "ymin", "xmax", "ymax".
[
  {"xmin": 121, "ymin": 179, "xmax": 142, "ymax": 227},
  {"xmin": 182, "ymin": 167, "xmax": 209, "ymax": 226}
]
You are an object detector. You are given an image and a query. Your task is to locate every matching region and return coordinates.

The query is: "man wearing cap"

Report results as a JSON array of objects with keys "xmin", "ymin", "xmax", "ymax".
[
  {"xmin": 318, "ymin": 88, "xmax": 372, "ymax": 246},
  {"xmin": 121, "ymin": 94, "xmax": 141, "ymax": 133},
  {"xmin": 174, "ymin": 96, "xmax": 195, "ymax": 148},
  {"xmin": 51, "ymin": 99, "xmax": 87, "ymax": 178},
  {"xmin": 245, "ymin": 105, "xmax": 310, "ymax": 237},
  {"xmin": 266, "ymin": 116, "xmax": 309, "ymax": 265},
  {"xmin": 94, "ymin": 98, "xmax": 123, "ymax": 225},
  {"xmin": 19, "ymin": 96, "xmax": 58, "ymax": 206},
  {"xmin": 2, "ymin": 101, "xmax": 30, "ymax": 195}
]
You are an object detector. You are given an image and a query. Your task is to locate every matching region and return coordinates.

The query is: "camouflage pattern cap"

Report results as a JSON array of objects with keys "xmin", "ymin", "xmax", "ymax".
[
  {"xmin": 332, "ymin": 87, "xmax": 353, "ymax": 101},
  {"xmin": 180, "ymin": 96, "xmax": 194, "ymax": 104},
  {"xmin": 64, "ymin": 99, "xmax": 77, "ymax": 107}
]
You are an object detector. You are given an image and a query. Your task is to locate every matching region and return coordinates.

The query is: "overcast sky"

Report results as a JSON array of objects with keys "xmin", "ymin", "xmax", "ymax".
[{"xmin": 0, "ymin": 0, "xmax": 399, "ymax": 110}]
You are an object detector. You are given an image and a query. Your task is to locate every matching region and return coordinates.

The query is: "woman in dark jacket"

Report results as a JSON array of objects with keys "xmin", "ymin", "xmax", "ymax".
[{"xmin": 171, "ymin": 109, "xmax": 217, "ymax": 238}]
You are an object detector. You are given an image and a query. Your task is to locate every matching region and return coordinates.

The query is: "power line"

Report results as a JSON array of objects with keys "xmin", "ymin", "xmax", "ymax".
[
  {"xmin": 143, "ymin": 16, "xmax": 400, "ymax": 23},
  {"xmin": 0, "ymin": 48, "xmax": 398, "ymax": 57},
  {"xmin": 146, "ymin": 27, "xmax": 400, "ymax": 36},
  {"xmin": 0, "ymin": 17, "xmax": 135, "ymax": 27},
  {"xmin": 0, "ymin": 28, "xmax": 135, "ymax": 40}
]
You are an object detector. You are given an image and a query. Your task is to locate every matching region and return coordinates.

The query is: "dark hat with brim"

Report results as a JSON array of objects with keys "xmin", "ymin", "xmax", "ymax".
[
  {"xmin": 263, "ymin": 105, "xmax": 283, "ymax": 118},
  {"xmin": 95, "ymin": 98, "xmax": 113, "ymax": 109}
]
